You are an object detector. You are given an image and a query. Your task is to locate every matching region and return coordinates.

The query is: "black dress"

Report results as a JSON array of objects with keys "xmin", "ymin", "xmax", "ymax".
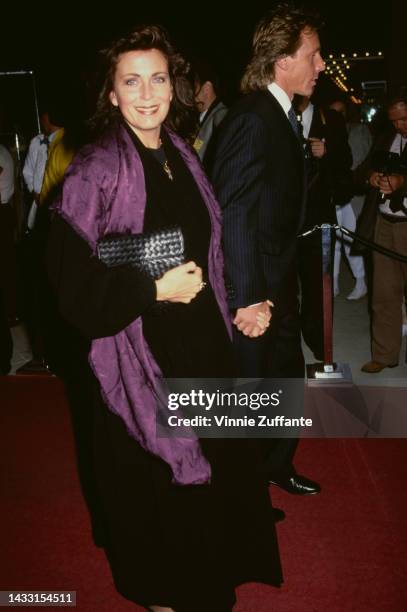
[{"xmin": 47, "ymin": 128, "xmax": 282, "ymax": 612}]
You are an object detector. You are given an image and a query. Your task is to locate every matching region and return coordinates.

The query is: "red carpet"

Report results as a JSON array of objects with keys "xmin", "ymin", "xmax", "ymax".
[{"xmin": 1, "ymin": 376, "xmax": 407, "ymax": 611}]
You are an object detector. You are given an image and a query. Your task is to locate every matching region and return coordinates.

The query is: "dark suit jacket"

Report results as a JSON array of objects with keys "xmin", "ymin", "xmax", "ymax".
[
  {"xmin": 303, "ymin": 106, "xmax": 353, "ymax": 229},
  {"xmin": 212, "ymin": 90, "xmax": 306, "ymax": 311}
]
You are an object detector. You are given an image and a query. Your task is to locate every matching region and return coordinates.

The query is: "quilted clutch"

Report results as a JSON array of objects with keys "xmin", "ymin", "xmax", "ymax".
[{"xmin": 97, "ymin": 226, "xmax": 185, "ymax": 280}]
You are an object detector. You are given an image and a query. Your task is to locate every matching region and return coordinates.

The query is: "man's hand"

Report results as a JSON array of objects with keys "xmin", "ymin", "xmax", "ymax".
[
  {"xmin": 377, "ymin": 173, "xmax": 405, "ymax": 194},
  {"xmin": 369, "ymin": 172, "xmax": 405, "ymax": 194},
  {"xmin": 233, "ymin": 300, "xmax": 273, "ymax": 338},
  {"xmin": 308, "ymin": 137, "xmax": 326, "ymax": 159},
  {"xmin": 369, "ymin": 171, "xmax": 382, "ymax": 188}
]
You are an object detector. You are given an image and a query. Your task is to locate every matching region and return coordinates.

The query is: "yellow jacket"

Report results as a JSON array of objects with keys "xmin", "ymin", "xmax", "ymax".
[{"xmin": 40, "ymin": 129, "xmax": 75, "ymax": 205}]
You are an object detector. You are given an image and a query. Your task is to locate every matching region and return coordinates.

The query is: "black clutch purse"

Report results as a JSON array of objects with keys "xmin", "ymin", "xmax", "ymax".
[{"xmin": 97, "ymin": 226, "xmax": 185, "ymax": 279}]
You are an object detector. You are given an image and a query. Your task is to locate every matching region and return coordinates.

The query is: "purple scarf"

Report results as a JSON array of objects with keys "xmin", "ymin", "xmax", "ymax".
[{"xmin": 53, "ymin": 122, "xmax": 231, "ymax": 485}]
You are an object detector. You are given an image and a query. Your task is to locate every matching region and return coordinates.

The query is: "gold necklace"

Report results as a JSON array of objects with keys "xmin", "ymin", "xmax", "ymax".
[
  {"xmin": 163, "ymin": 160, "xmax": 173, "ymax": 181},
  {"xmin": 158, "ymin": 138, "xmax": 173, "ymax": 181}
]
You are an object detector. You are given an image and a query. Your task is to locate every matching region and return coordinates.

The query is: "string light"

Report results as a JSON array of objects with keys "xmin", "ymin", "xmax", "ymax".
[
  {"xmin": 326, "ymin": 51, "xmax": 383, "ymax": 61},
  {"xmin": 325, "ymin": 51, "xmax": 384, "ymax": 96}
]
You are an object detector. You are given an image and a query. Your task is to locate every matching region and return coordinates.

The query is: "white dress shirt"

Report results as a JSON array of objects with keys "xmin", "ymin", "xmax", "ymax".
[
  {"xmin": 23, "ymin": 130, "xmax": 57, "ymax": 195},
  {"xmin": 199, "ymin": 109, "xmax": 208, "ymax": 124},
  {"xmin": 300, "ymin": 103, "xmax": 314, "ymax": 139},
  {"xmin": 267, "ymin": 82, "xmax": 292, "ymax": 117}
]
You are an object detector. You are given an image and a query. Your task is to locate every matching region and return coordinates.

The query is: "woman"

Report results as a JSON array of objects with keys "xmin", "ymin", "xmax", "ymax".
[{"xmin": 47, "ymin": 25, "xmax": 281, "ymax": 611}]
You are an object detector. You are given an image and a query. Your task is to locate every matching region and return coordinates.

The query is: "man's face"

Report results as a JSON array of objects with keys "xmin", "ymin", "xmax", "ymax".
[
  {"xmin": 330, "ymin": 101, "xmax": 346, "ymax": 117},
  {"xmin": 285, "ymin": 28, "xmax": 325, "ymax": 98},
  {"xmin": 388, "ymin": 102, "xmax": 407, "ymax": 138},
  {"xmin": 40, "ymin": 112, "xmax": 54, "ymax": 135}
]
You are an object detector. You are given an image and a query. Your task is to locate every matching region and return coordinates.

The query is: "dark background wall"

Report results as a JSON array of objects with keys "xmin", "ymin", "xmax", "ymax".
[{"xmin": 0, "ymin": 1, "xmax": 401, "ymax": 139}]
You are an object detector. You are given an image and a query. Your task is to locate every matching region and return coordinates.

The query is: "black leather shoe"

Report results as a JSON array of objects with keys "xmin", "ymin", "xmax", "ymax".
[
  {"xmin": 269, "ymin": 474, "xmax": 321, "ymax": 496},
  {"xmin": 271, "ymin": 507, "xmax": 285, "ymax": 523}
]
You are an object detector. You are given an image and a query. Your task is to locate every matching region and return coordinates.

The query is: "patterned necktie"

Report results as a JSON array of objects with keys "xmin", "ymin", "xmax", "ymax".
[
  {"xmin": 288, "ymin": 107, "xmax": 302, "ymax": 140},
  {"xmin": 40, "ymin": 136, "xmax": 50, "ymax": 148}
]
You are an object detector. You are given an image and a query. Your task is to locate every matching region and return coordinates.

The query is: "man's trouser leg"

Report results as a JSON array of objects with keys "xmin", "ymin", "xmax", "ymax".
[{"xmin": 372, "ymin": 215, "xmax": 407, "ymax": 365}]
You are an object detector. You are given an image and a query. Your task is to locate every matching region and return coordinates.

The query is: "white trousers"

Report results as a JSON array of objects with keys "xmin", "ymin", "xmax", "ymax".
[{"xmin": 334, "ymin": 202, "xmax": 366, "ymax": 279}]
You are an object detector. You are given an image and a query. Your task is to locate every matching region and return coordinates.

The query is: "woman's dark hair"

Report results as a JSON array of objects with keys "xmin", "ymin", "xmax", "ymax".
[
  {"xmin": 90, "ymin": 24, "xmax": 197, "ymax": 140},
  {"xmin": 241, "ymin": 3, "xmax": 322, "ymax": 93}
]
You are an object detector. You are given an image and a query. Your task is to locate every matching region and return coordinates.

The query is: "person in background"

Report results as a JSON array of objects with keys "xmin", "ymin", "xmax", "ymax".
[
  {"xmin": 193, "ymin": 60, "xmax": 228, "ymax": 172},
  {"xmin": 329, "ymin": 97, "xmax": 372, "ymax": 299},
  {"xmin": 295, "ymin": 94, "xmax": 352, "ymax": 360},
  {"xmin": 22, "ymin": 110, "xmax": 60, "ymax": 229},
  {"xmin": 18, "ymin": 103, "xmax": 88, "ymax": 375},
  {"xmin": 40, "ymin": 117, "xmax": 88, "ymax": 206},
  {"xmin": 356, "ymin": 91, "xmax": 407, "ymax": 373},
  {"xmin": 18, "ymin": 107, "xmax": 63, "ymax": 373}
]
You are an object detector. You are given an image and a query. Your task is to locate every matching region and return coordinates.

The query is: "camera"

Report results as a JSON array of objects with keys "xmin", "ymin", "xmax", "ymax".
[
  {"xmin": 371, "ymin": 150, "xmax": 407, "ymax": 175},
  {"xmin": 371, "ymin": 150, "xmax": 407, "ymax": 205}
]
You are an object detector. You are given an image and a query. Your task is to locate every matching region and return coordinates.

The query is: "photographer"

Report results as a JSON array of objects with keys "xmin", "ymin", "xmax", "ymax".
[
  {"xmin": 356, "ymin": 91, "xmax": 407, "ymax": 373},
  {"xmin": 295, "ymin": 94, "xmax": 353, "ymax": 361}
]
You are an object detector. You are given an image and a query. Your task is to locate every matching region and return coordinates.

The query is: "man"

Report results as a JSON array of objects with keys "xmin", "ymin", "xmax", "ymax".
[
  {"xmin": 357, "ymin": 92, "xmax": 407, "ymax": 373},
  {"xmin": 193, "ymin": 61, "xmax": 228, "ymax": 171},
  {"xmin": 296, "ymin": 95, "xmax": 353, "ymax": 360},
  {"xmin": 212, "ymin": 4, "xmax": 324, "ymax": 495},
  {"xmin": 18, "ymin": 109, "xmax": 61, "ymax": 373},
  {"xmin": 23, "ymin": 110, "xmax": 60, "ymax": 229}
]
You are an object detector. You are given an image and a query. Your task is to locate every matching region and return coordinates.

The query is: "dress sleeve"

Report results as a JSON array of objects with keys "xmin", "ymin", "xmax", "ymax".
[{"xmin": 47, "ymin": 214, "xmax": 157, "ymax": 339}]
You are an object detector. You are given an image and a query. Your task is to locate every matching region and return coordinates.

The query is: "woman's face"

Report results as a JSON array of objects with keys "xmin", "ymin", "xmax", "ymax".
[{"xmin": 109, "ymin": 48, "xmax": 173, "ymax": 147}]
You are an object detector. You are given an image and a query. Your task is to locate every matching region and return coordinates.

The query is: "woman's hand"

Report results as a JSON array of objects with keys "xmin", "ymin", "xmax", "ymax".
[{"xmin": 155, "ymin": 261, "xmax": 204, "ymax": 303}]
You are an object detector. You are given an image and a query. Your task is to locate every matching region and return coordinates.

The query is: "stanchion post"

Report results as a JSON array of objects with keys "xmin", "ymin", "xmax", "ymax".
[
  {"xmin": 306, "ymin": 223, "xmax": 351, "ymax": 381},
  {"xmin": 321, "ymin": 223, "xmax": 333, "ymax": 365}
]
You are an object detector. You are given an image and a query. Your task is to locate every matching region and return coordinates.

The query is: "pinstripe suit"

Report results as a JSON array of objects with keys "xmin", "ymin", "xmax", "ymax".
[
  {"xmin": 212, "ymin": 89, "xmax": 306, "ymax": 476},
  {"xmin": 213, "ymin": 90, "xmax": 306, "ymax": 310}
]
